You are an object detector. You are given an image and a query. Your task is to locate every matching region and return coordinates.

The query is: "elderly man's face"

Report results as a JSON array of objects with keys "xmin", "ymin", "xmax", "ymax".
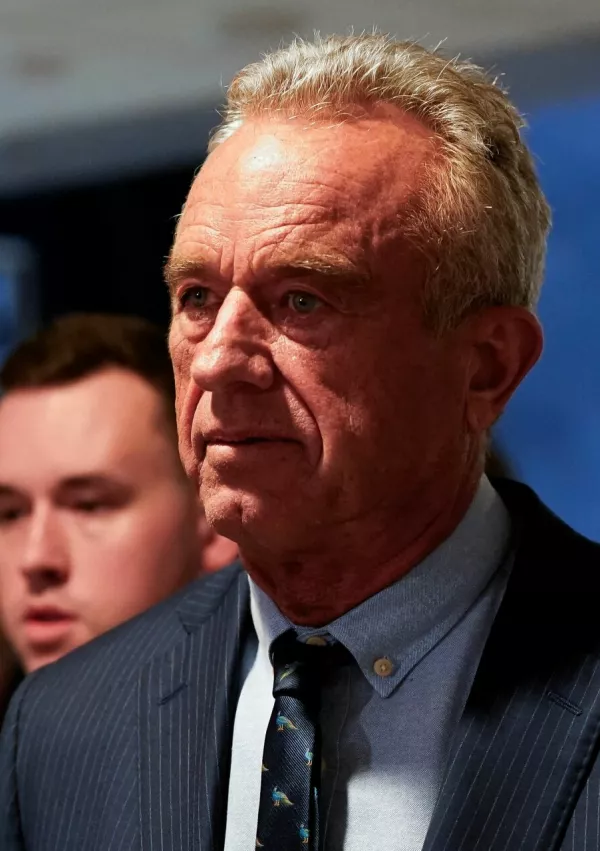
[{"xmin": 169, "ymin": 114, "xmax": 472, "ymax": 556}]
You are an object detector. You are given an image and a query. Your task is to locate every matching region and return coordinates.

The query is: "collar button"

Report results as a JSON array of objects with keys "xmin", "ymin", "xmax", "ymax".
[
  {"xmin": 305, "ymin": 635, "xmax": 328, "ymax": 647},
  {"xmin": 373, "ymin": 657, "xmax": 394, "ymax": 677}
]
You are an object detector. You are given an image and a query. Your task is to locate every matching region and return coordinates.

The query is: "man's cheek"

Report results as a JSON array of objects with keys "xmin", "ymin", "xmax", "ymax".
[{"xmin": 169, "ymin": 325, "xmax": 194, "ymax": 372}]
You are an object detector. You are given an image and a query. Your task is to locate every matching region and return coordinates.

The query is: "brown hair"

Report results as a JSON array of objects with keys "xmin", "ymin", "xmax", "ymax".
[
  {"xmin": 1, "ymin": 313, "xmax": 176, "ymax": 426},
  {"xmin": 209, "ymin": 33, "xmax": 551, "ymax": 332}
]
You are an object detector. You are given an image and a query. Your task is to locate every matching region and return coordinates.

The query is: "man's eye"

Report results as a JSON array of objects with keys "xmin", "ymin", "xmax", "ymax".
[
  {"xmin": 180, "ymin": 287, "xmax": 210, "ymax": 310},
  {"xmin": 0, "ymin": 507, "xmax": 24, "ymax": 525},
  {"xmin": 287, "ymin": 292, "xmax": 322, "ymax": 315},
  {"xmin": 75, "ymin": 501, "xmax": 106, "ymax": 514}
]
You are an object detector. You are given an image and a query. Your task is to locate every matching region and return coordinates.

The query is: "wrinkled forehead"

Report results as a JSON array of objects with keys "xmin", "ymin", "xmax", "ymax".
[{"xmin": 178, "ymin": 114, "xmax": 436, "ymax": 235}]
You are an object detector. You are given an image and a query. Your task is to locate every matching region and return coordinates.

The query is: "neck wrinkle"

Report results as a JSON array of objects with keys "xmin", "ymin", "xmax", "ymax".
[{"xmin": 242, "ymin": 466, "xmax": 482, "ymax": 626}]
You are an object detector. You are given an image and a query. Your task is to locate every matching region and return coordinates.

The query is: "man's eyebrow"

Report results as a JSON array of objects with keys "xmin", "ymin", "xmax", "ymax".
[
  {"xmin": 0, "ymin": 477, "xmax": 124, "ymax": 497},
  {"xmin": 0, "ymin": 484, "xmax": 22, "ymax": 499},
  {"xmin": 271, "ymin": 258, "xmax": 371, "ymax": 290},
  {"xmin": 164, "ymin": 257, "xmax": 212, "ymax": 295},
  {"xmin": 164, "ymin": 254, "xmax": 371, "ymax": 294}
]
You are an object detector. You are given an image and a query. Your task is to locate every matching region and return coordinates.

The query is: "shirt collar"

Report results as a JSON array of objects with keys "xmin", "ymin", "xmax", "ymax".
[{"xmin": 249, "ymin": 476, "xmax": 511, "ymax": 697}]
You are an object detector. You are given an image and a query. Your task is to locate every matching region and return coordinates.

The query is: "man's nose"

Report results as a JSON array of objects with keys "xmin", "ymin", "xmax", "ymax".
[
  {"xmin": 191, "ymin": 289, "xmax": 275, "ymax": 392},
  {"xmin": 20, "ymin": 507, "xmax": 69, "ymax": 593}
]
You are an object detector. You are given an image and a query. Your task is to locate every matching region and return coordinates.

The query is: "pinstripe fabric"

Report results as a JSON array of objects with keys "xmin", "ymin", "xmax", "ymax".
[
  {"xmin": 562, "ymin": 724, "xmax": 600, "ymax": 851},
  {"xmin": 139, "ymin": 563, "xmax": 250, "ymax": 851},
  {"xmin": 0, "ymin": 561, "xmax": 249, "ymax": 851},
  {"xmin": 423, "ymin": 481, "xmax": 600, "ymax": 851},
  {"xmin": 2, "ymin": 482, "xmax": 600, "ymax": 851}
]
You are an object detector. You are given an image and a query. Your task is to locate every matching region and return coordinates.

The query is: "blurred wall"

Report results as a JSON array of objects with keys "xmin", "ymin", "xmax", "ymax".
[{"xmin": 0, "ymin": 163, "xmax": 197, "ymax": 330}]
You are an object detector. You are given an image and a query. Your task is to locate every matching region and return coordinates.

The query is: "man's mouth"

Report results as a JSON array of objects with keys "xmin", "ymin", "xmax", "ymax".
[
  {"xmin": 23, "ymin": 607, "xmax": 76, "ymax": 645},
  {"xmin": 209, "ymin": 437, "xmax": 277, "ymax": 446}
]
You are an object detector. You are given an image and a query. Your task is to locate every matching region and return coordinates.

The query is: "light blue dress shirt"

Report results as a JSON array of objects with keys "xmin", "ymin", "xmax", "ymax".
[{"xmin": 224, "ymin": 477, "xmax": 512, "ymax": 851}]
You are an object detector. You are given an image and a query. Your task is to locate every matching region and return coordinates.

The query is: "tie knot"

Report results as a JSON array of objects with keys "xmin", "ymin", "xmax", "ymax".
[{"xmin": 270, "ymin": 630, "xmax": 351, "ymax": 699}]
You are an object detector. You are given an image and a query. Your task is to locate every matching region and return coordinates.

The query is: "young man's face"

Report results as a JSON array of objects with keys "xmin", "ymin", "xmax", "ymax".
[{"xmin": 0, "ymin": 367, "xmax": 202, "ymax": 672}]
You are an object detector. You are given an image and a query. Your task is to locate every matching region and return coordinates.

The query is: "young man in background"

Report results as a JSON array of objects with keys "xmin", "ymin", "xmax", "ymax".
[{"xmin": 0, "ymin": 313, "xmax": 237, "ymax": 676}]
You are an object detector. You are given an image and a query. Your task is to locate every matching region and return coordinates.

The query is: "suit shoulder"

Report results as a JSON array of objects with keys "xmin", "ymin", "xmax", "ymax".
[
  {"xmin": 14, "ymin": 562, "xmax": 245, "ymax": 716},
  {"xmin": 495, "ymin": 477, "xmax": 600, "ymax": 563},
  {"xmin": 495, "ymin": 479, "xmax": 600, "ymax": 651}
]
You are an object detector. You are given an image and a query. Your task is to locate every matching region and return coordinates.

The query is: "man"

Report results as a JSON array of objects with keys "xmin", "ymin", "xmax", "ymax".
[
  {"xmin": 1, "ymin": 34, "xmax": 598, "ymax": 851},
  {"xmin": 0, "ymin": 312, "xmax": 237, "ymax": 676}
]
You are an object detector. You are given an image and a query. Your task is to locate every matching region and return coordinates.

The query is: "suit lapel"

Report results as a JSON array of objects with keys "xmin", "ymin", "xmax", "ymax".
[
  {"xmin": 134, "ymin": 484, "xmax": 600, "ymax": 851},
  {"xmin": 424, "ymin": 482, "xmax": 600, "ymax": 851},
  {"xmin": 138, "ymin": 564, "xmax": 251, "ymax": 851}
]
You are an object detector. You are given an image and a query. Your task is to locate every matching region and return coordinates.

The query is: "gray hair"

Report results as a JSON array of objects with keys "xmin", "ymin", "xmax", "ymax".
[{"xmin": 209, "ymin": 33, "xmax": 551, "ymax": 331}]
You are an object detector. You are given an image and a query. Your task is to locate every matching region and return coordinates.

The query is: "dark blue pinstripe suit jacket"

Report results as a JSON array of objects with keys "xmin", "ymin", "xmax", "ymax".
[{"xmin": 2, "ymin": 480, "xmax": 600, "ymax": 851}]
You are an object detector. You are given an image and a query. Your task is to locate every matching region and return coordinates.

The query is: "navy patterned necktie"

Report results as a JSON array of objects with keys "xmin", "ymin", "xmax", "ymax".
[{"xmin": 256, "ymin": 631, "xmax": 331, "ymax": 851}]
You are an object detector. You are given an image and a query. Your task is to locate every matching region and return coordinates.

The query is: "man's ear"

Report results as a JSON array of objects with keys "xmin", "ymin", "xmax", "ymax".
[
  {"xmin": 462, "ymin": 306, "xmax": 543, "ymax": 432},
  {"xmin": 196, "ymin": 509, "xmax": 239, "ymax": 574}
]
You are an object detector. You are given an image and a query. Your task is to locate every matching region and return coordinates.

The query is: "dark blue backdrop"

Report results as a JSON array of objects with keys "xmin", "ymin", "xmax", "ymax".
[{"xmin": 496, "ymin": 94, "xmax": 600, "ymax": 539}]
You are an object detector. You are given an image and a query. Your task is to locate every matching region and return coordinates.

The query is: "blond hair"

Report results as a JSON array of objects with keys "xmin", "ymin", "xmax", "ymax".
[{"xmin": 209, "ymin": 33, "xmax": 551, "ymax": 331}]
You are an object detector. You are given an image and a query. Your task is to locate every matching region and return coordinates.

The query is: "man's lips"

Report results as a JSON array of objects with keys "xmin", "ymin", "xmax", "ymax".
[
  {"xmin": 200, "ymin": 435, "xmax": 301, "ymax": 464},
  {"xmin": 202, "ymin": 428, "xmax": 296, "ymax": 442},
  {"xmin": 23, "ymin": 606, "xmax": 76, "ymax": 645},
  {"xmin": 206, "ymin": 437, "xmax": 294, "ymax": 446},
  {"xmin": 201, "ymin": 429, "xmax": 300, "ymax": 448}
]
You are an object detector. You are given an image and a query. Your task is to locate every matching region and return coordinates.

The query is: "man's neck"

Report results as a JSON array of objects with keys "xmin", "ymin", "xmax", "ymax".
[{"xmin": 241, "ymin": 470, "xmax": 482, "ymax": 626}]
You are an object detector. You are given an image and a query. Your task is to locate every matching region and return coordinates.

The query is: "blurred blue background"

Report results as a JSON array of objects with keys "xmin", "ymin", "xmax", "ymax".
[{"xmin": 497, "ymin": 94, "xmax": 600, "ymax": 538}]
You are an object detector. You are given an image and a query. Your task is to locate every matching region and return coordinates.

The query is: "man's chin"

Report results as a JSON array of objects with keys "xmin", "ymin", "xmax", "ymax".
[
  {"xmin": 203, "ymin": 488, "xmax": 263, "ymax": 538},
  {"xmin": 201, "ymin": 484, "xmax": 296, "ymax": 551}
]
